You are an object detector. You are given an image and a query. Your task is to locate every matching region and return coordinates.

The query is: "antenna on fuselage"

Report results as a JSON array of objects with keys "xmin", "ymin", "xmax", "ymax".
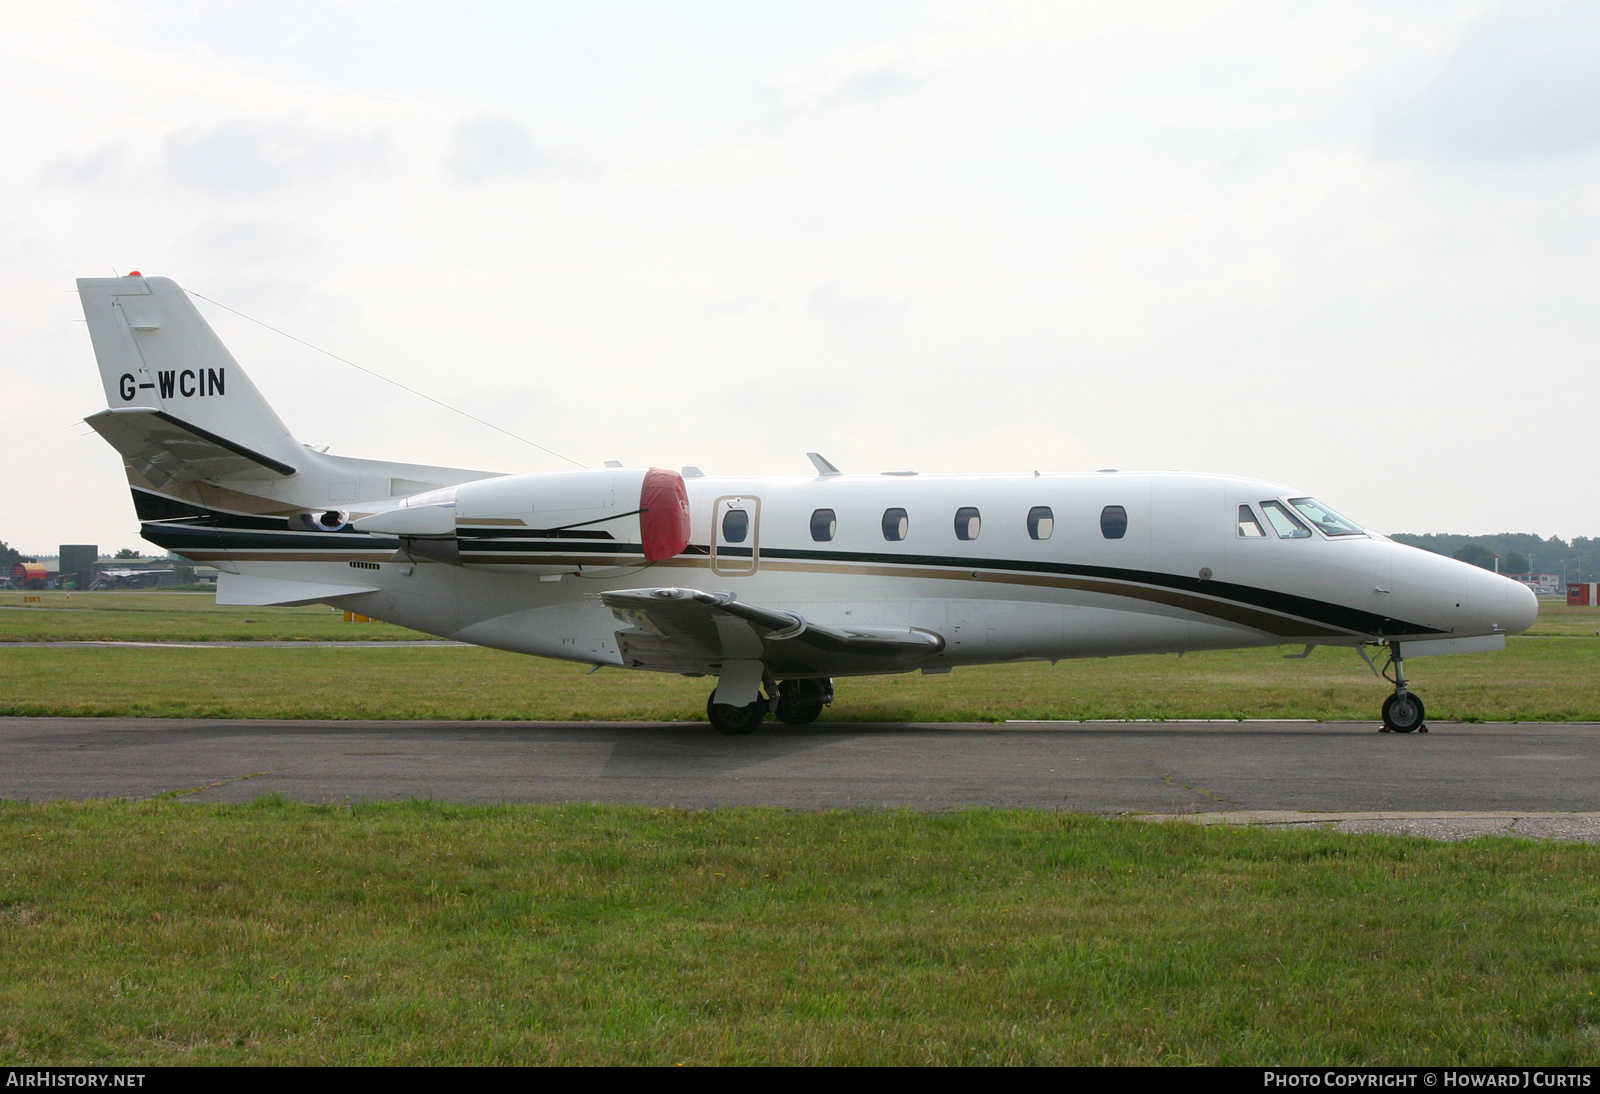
[{"xmin": 807, "ymin": 452, "xmax": 842, "ymax": 476}]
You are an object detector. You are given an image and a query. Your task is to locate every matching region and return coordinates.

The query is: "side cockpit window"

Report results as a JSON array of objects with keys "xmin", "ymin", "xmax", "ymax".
[
  {"xmin": 1260, "ymin": 501, "xmax": 1312, "ymax": 539},
  {"xmin": 1237, "ymin": 504, "xmax": 1267, "ymax": 538},
  {"xmin": 810, "ymin": 508, "xmax": 836, "ymax": 542}
]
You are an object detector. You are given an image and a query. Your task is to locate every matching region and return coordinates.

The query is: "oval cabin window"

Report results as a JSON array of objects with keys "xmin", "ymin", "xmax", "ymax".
[
  {"xmin": 722, "ymin": 507, "xmax": 750, "ymax": 544},
  {"xmin": 810, "ymin": 508, "xmax": 837, "ymax": 542},
  {"xmin": 1100, "ymin": 505, "xmax": 1128, "ymax": 540},
  {"xmin": 954, "ymin": 507, "xmax": 981, "ymax": 541},
  {"xmin": 882, "ymin": 508, "xmax": 909, "ymax": 542},
  {"xmin": 1027, "ymin": 506, "xmax": 1054, "ymax": 541}
]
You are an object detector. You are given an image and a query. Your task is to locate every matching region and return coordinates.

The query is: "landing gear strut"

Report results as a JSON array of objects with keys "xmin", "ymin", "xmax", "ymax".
[{"xmin": 1379, "ymin": 643, "xmax": 1427, "ymax": 734}]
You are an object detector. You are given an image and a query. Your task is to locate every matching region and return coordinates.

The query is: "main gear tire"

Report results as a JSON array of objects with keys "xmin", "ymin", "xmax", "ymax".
[
  {"xmin": 774, "ymin": 679, "xmax": 831, "ymax": 726},
  {"xmin": 775, "ymin": 696, "xmax": 825, "ymax": 725},
  {"xmin": 707, "ymin": 695, "xmax": 766, "ymax": 735}
]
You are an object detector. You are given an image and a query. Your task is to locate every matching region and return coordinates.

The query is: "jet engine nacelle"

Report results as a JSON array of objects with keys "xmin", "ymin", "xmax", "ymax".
[{"xmin": 353, "ymin": 466, "xmax": 691, "ymax": 572}]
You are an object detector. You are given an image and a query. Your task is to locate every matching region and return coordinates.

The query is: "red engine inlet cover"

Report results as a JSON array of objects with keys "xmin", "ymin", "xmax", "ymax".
[{"xmin": 639, "ymin": 467, "xmax": 691, "ymax": 562}]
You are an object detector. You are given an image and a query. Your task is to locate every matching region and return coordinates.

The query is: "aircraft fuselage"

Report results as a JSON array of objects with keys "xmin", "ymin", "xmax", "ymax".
[{"xmin": 152, "ymin": 469, "xmax": 1535, "ymax": 672}]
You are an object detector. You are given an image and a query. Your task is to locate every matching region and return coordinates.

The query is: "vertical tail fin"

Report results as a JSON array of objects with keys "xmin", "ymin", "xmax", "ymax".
[
  {"xmin": 79, "ymin": 273, "xmax": 504, "ymax": 529},
  {"xmin": 77, "ymin": 275, "xmax": 303, "ymax": 473}
]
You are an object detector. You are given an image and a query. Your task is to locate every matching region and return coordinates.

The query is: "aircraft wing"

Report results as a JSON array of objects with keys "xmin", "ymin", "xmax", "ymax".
[
  {"xmin": 85, "ymin": 407, "xmax": 296, "ymax": 487},
  {"xmin": 601, "ymin": 587, "xmax": 945, "ymax": 676}
]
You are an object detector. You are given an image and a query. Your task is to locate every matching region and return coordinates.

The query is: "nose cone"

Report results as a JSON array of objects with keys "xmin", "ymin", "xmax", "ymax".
[
  {"xmin": 1504, "ymin": 576, "xmax": 1539, "ymax": 635},
  {"xmin": 1462, "ymin": 565, "xmax": 1539, "ymax": 636}
]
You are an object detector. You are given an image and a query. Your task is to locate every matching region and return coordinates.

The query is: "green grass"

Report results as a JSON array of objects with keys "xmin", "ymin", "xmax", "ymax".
[
  {"xmin": 7, "ymin": 589, "xmax": 1592, "ymax": 643},
  {"xmin": 0, "ymin": 636, "xmax": 1597, "ymax": 721},
  {"xmin": 3, "ymin": 593, "xmax": 1597, "ymax": 721},
  {"xmin": 0, "ymin": 591, "xmax": 427, "ymax": 642},
  {"xmin": 1524, "ymin": 600, "xmax": 1600, "ymax": 636},
  {"xmin": 0, "ymin": 799, "xmax": 1597, "ymax": 1064}
]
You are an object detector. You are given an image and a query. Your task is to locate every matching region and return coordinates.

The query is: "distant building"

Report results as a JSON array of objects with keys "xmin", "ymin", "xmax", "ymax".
[
  {"xmin": 1569, "ymin": 583, "xmax": 1600, "ymax": 607},
  {"xmin": 1504, "ymin": 572, "xmax": 1561, "ymax": 596},
  {"xmin": 89, "ymin": 564, "xmax": 176, "ymax": 590},
  {"xmin": 57, "ymin": 545, "xmax": 97, "ymax": 591}
]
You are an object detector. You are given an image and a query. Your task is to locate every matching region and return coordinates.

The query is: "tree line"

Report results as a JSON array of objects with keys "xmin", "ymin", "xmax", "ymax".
[
  {"xmin": 1391, "ymin": 533, "xmax": 1600, "ymax": 580},
  {"xmin": 0, "ymin": 541, "xmax": 33, "ymax": 570}
]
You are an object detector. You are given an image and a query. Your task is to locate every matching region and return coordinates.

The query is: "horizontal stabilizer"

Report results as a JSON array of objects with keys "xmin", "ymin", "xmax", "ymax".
[
  {"xmin": 86, "ymin": 407, "xmax": 295, "ymax": 487},
  {"xmin": 216, "ymin": 572, "xmax": 380, "ymax": 607},
  {"xmin": 601, "ymin": 587, "xmax": 944, "ymax": 676}
]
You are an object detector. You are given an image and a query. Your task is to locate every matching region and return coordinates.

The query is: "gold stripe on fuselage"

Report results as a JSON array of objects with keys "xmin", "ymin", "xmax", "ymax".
[
  {"xmin": 654, "ymin": 556, "xmax": 1351, "ymax": 639},
  {"xmin": 179, "ymin": 548, "xmax": 1357, "ymax": 639}
]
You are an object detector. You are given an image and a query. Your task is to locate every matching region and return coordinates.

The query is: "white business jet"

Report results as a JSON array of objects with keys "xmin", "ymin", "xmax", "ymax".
[{"xmin": 77, "ymin": 275, "xmax": 1538, "ymax": 734}]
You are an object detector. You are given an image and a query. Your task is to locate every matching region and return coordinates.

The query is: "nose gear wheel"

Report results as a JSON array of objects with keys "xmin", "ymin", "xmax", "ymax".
[{"xmin": 1381, "ymin": 692, "xmax": 1426, "ymax": 733}]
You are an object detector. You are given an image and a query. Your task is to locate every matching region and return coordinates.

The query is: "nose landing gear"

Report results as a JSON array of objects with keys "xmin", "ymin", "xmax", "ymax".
[{"xmin": 1378, "ymin": 643, "xmax": 1427, "ymax": 734}]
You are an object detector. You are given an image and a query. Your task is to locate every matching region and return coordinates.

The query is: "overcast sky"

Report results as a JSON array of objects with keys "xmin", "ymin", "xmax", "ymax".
[{"xmin": 5, "ymin": 1, "xmax": 1599, "ymax": 553}]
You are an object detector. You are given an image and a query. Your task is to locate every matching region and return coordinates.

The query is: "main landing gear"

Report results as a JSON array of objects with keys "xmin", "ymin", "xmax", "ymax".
[
  {"xmin": 1378, "ymin": 643, "xmax": 1427, "ymax": 734},
  {"xmin": 705, "ymin": 694, "xmax": 766, "ymax": 735},
  {"xmin": 706, "ymin": 678, "xmax": 834, "ymax": 735},
  {"xmin": 775, "ymin": 678, "xmax": 833, "ymax": 725}
]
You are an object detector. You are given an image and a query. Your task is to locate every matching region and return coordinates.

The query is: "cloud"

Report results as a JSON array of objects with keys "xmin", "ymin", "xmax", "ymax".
[
  {"xmin": 450, "ymin": 115, "xmax": 548, "ymax": 183},
  {"xmin": 165, "ymin": 116, "xmax": 390, "ymax": 195},
  {"xmin": 702, "ymin": 295, "xmax": 783, "ymax": 318},
  {"xmin": 807, "ymin": 281, "xmax": 905, "ymax": 325},
  {"xmin": 183, "ymin": 218, "xmax": 317, "ymax": 264},
  {"xmin": 11, "ymin": 3, "xmax": 1600, "ymax": 545},
  {"xmin": 758, "ymin": 44, "xmax": 929, "ymax": 124},
  {"xmin": 39, "ymin": 143, "xmax": 127, "ymax": 186},
  {"xmin": 1376, "ymin": 0, "xmax": 1600, "ymax": 162}
]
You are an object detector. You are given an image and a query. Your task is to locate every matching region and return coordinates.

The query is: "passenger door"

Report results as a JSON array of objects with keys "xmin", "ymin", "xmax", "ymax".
[{"xmin": 711, "ymin": 495, "xmax": 761, "ymax": 576}]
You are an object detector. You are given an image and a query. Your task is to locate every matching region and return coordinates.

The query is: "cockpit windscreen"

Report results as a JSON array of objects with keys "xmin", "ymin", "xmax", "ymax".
[{"xmin": 1288, "ymin": 498, "xmax": 1364, "ymax": 537}]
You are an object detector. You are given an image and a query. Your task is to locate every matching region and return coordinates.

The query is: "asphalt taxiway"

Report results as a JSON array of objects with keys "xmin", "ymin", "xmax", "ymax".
[{"xmin": 2, "ymin": 717, "xmax": 1597, "ymax": 838}]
